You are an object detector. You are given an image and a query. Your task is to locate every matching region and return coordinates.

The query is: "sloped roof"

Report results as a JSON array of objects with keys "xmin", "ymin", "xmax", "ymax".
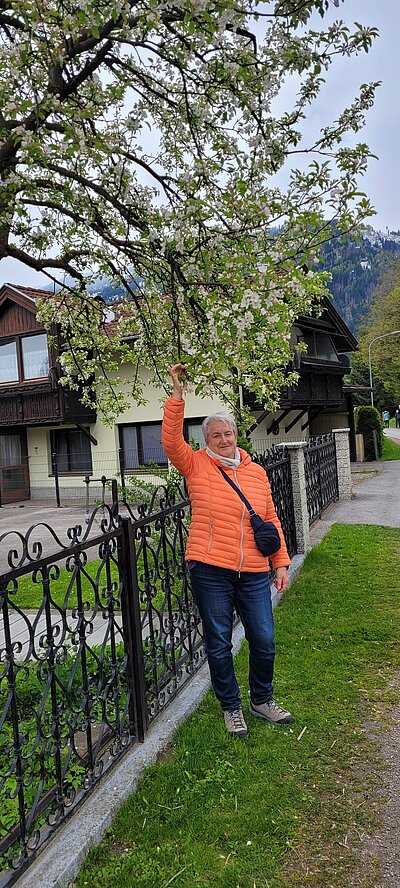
[
  {"xmin": 0, "ymin": 282, "xmax": 51, "ymax": 314},
  {"xmin": 0, "ymin": 284, "xmax": 358, "ymax": 352},
  {"xmin": 0, "ymin": 282, "xmax": 51, "ymax": 301},
  {"xmin": 296, "ymin": 295, "xmax": 358, "ymax": 352}
]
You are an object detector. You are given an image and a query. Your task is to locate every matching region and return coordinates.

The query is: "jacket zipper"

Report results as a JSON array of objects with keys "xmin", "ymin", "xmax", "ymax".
[
  {"xmin": 234, "ymin": 469, "xmax": 246, "ymax": 573},
  {"xmin": 207, "ymin": 520, "xmax": 214, "ymax": 553}
]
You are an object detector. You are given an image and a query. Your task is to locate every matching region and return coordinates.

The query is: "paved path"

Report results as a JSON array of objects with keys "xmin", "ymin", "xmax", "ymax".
[{"xmin": 310, "ymin": 442, "xmax": 400, "ymax": 547}]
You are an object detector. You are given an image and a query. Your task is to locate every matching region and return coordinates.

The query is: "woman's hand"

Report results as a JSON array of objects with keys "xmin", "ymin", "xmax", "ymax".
[
  {"xmin": 168, "ymin": 364, "xmax": 186, "ymax": 400},
  {"xmin": 275, "ymin": 567, "xmax": 289, "ymax": 594}
]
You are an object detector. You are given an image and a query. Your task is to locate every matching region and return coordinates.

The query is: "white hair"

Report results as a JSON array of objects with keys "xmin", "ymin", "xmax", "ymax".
[{"xmin": 202, "ymin": 412, "xmax": 238, "ymax": 440}]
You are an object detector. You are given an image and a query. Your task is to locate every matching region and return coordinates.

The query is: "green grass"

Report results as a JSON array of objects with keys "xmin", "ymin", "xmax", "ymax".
[
  {"xmin": 9, "ymin": 557, "xmax": 120, "ymax": 609},
  {"xmin": 73, "ymin": 524, "xmax": 400, "ymax": 888},
  {"xmin": 382, "ymin": 433, "xmax": 400, "ymax": 460},
  {"xmin": 8, "ymin": 553, "xmax": 176, "ymax": 610}
]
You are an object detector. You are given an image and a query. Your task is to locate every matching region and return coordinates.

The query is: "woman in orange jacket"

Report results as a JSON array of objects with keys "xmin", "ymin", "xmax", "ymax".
[{"xmin": 162, "ymin": 364, "xmax": 293, "ymax": 738}]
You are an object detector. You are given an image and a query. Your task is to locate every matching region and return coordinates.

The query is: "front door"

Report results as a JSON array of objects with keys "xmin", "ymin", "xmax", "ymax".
[{"xmin": 0, "ymin": 430, "xmax": 30, "ymax": 504}]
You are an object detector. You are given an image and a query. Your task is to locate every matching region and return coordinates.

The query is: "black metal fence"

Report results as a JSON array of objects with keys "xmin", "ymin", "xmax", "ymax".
[
  {"xmin": 304, "ymin": 434, "xmax": 339, "ymax": 524},
  {"xmin": 253, "ymin": 445, "xmax": 297, "ymax": 558},
  {"xmin": 0, "ymin": 489, "xmax": 205, "ymax": 885},
  {"xmin": 0, "ymin": 446, "xmax": 297, "ymax": 884}
]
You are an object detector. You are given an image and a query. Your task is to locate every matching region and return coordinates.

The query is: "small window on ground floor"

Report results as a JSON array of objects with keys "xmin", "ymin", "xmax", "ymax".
[
  {"xmin": 120, "ymin": 419, "xmax": 206, "ymax": 470},
  {"xmin": 50, "ymin": 428, "xmax": 93, "ymax": 473},
  {"xmin": 120, "ymin": 423, "xmax": 167, "ymax": 469}
]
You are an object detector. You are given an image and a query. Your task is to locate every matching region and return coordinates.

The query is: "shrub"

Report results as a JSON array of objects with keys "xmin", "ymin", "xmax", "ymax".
[{"xmin": 355, "ymin": 405, "xmax": 383, "ymax": 460}]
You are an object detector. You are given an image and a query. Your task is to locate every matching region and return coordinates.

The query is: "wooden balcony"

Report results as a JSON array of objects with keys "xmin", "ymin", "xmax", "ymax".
[
  {"xmin": 243, "ymin": 361, "xmax": 345, "ymax": 411},
  {"xmin": 280, "ymin": 362, "xmax": 344, "ymax": 408},
  {"xmin": 0, "ymin": 381, "xmax": 96, "ymax": 427}
]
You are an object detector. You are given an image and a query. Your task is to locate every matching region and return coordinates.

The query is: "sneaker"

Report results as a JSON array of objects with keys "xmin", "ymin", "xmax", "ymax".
[
  {"xmin": 223, "ymin": 708, "xmax": 248, "ymax": 738},
  {"xmin": 249, "ymin": 698, "xmax": 293, "ymax": 724}
]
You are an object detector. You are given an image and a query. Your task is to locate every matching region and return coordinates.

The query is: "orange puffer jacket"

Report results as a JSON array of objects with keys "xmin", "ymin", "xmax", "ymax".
[{"xmin": 161, "ymin": 397, "xmax": 290, "ymax": 572}]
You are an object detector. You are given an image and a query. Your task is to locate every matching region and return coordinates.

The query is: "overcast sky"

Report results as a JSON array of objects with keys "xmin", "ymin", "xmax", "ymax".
[{"xmin": 1, "ymin": 0, "xmax": 398, "ymax": 288}]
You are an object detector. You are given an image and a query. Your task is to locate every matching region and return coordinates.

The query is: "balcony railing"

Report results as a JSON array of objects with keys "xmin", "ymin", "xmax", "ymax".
[{"xmin": 0, "ymin": 384, "xmax": 95, "ymax": 426}]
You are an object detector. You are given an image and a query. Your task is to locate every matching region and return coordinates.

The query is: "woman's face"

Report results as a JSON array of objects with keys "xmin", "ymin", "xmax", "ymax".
[{"xmin": 206, "ymin": 420, "xmax": 237, "ymax": 459}]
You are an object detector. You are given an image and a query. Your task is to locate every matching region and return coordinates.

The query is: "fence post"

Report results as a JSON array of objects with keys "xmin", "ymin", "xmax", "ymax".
[
  {"xmin": 118, "ymin": 447, "xmax": 126, "ymax": 501},
  {"xmin": 51, "ymin": 452, "xmax": 60, "ymax": 508},
  {"xmin": 332, "ymin": 428, "xmax": 352, "ymax": 501},
  {"xmin": 118, "ymin": 517, "xmax": 148, "ymax": 742},
  {"xmin": 111, "ymin": 478, "xmax": 118, "ymax": 514},
  {"xmin": 100, "ymin": 475, "xmax": 107, "ymax": 517},
  {"xmin": 84, "ymin": 475, "xmax": 90, "ymax": 523},
  {"xmin": 283, "ymin": 442, "xmax": 310, "ymax": 554}
]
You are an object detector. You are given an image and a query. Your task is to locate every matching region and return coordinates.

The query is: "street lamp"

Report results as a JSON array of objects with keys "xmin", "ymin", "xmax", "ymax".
[{"xmin": 368, "ymin": 330, "xmax": 400, "ymax": 407}]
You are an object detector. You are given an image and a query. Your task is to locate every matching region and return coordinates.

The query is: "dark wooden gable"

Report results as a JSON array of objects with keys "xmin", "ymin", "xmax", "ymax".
[
  {"xmin": 296, "ymin": 295, "xmax": 358, "ymax": 354},
  {"xmin": 0, "ymin": 284, "xmax": 44, "ymax": 337}
]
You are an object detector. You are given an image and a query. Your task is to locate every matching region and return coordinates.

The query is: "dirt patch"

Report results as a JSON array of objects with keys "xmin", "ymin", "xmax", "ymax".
[
  {"xmin": 356, "ymin": 679, "xmax": 400, "ymax": 887},
  {"xmin": 281, "ymin": 677, "xmax": 400, "ymax": 887},
  {"xmin": 156, "ymin": 741, "xmax": 175, "ymax": 763},
  {"xmin": 108, "ymin": 840, "xmax": 135, "ymax": 857}
]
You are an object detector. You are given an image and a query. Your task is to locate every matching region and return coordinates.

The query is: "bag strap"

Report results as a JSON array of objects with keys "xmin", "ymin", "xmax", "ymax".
[{"xmin": 217, "ymin": 466, "xmax": 256, "ymax": 516}]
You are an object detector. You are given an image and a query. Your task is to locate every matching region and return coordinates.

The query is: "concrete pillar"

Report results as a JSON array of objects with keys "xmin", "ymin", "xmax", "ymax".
[
  {"xmin": 279, "ymin": 442, "xmax": 310, "ymax": 554},
  {"xmin": 332, "ymin": 428, "xmax": 352, "ymax": 501}
]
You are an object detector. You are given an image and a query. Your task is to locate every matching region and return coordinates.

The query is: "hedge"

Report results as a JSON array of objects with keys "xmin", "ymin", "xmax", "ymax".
[{"xmin": 354, "ymin": 405, "xmax": 383, "ymax": 460}]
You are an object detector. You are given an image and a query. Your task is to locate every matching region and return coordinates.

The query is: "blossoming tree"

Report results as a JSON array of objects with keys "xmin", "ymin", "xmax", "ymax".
[{"xmin": 0, "ymin": 0, "xmax": 378, "ymax": 423}]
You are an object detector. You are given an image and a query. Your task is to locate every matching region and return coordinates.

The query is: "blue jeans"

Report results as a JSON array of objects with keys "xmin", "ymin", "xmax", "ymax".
[{"xmin": 189, "ymin": 562, "xmax": 275, "ymax": 711}]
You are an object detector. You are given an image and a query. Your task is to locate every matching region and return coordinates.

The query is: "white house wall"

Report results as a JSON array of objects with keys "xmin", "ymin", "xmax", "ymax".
[
  {"xmin": 250, "ymin": 410, "xmax": 309, "ymax": 451},
  {"xmin": 113, "ymin": 365, "xmax": 226, "ymax": 423},
  {"xmin": 25, "ymin": 367, "xmax": 227, "ymax": 500}
]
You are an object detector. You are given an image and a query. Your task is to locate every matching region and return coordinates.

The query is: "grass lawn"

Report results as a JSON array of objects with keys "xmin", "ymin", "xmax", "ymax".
[
  {"xmin": 382, "ymin": 434, "xmax": 400, "ymax": 460},
  {"xmin": 72, "ymin": 524, "xmax": 400, "ymax": 888},
  {"xmin": 9, "ymin": 553, "xmax": 171, "ymax": 610},
  {"xmin": 11, "ymin": 557, "xmax": 120, "ymax": 609}
]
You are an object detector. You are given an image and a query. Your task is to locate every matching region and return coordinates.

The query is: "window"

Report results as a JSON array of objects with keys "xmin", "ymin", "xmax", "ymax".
[
  {"xmin": 22, "ymin": 334, "xmax": 49, "ymax": 379},
  {"xmin": 300, "ymin": 331, "xmax": 338, "ymax": 362},
  {"xmin": 315, "ymin": 333, "xmax": 338, "ymax": 362},
  {"xmin": 186, "ymin": 421, "xmax": 205, "ymax": 449},
  {"xmin": 0, "ymin": 333, "xmax": 49, "ymax": 384},
  {"xmin": 0, "ymin": 341, "xmax": 18, "ymax": 383},
  {"xmin": 120, "ymin": 419, "xmax": 205, "ymax": 470},
  {"xmin": 121, "ymin": 426, "xmax": 139, "ymax": 468},
  {"xmin": 140, "ymin": 424, "xmax": 166, "ymax": 465},
  {"xmin": 120, "ymin": 423, "xmax": 167, "ymax": 468},
  {"xmin": 51, "ymin": 429, "xmax": 92, "ymax": 474}
]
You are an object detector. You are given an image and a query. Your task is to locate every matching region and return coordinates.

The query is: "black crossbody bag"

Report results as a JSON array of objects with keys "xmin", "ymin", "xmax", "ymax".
[{"xmin": 217, "ymin": 466, "xmax": 281, "ymax": 557}]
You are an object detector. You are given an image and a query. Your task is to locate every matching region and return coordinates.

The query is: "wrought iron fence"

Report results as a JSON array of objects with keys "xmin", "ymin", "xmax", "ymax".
[
  {"xmin": 128, "ymin": 487, "xmax": 205, "ymax": 723},
  {"xmin": 0, "ymin": 488, "xmax": 204, "ymax": 885},
  {"xmin": 304, "ymin": 434, "xmax": 339, "ymax": 525},
  {"xmin": 252, "ymin": 445, "xmax": 297, "ymax": 558},
  {"xmin": 0, "ymin": 445, "xmax": 297, "ymax": 883}
]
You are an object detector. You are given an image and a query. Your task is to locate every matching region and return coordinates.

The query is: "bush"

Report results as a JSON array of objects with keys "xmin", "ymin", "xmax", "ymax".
[{"xmin": 355, "ymin": 405, "xmax": 383, "ymax": 460}]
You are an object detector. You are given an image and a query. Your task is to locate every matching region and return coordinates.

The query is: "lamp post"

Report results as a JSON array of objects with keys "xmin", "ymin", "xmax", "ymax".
[{"xmin": 368, "ymin": 330, "xmax": 400, "ymax": 407}]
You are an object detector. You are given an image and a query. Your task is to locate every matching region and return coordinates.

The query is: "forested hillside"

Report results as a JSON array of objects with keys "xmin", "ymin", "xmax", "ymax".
[
  {"xmin": 92, "ymin": 228, "xmax": 400, "ymax": 336},
  {"xmin": 319, "ymin": 229, "xmax": 400, "ymax": 334}
]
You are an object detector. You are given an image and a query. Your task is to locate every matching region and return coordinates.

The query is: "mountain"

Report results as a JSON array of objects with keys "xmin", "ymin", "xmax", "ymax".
[
  {"xmin": 91, "ymin": 228, "xmax": 400, "ymax": 334},
  {"xmin": 88, "ymin": 276, "xmax": 142, "ymax": 304},
  {"xmin": 318, "ymin": 229, "xmax": 400, "ymax": 334}
]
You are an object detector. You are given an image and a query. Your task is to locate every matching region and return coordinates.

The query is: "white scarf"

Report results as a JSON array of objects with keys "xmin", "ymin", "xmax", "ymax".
[{"xmin": 206, "ymin": 446, "xmax": 241, "ymax": 470}]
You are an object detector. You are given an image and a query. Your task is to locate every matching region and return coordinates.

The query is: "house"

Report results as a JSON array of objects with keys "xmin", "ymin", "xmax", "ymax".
[
  {"xmin": 245, "ymin": 296, "xmax": 360, "ymax": 459},
  {"xmin": 0, "ymin": 283, "xmax": 358, "ymax": 504}
]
